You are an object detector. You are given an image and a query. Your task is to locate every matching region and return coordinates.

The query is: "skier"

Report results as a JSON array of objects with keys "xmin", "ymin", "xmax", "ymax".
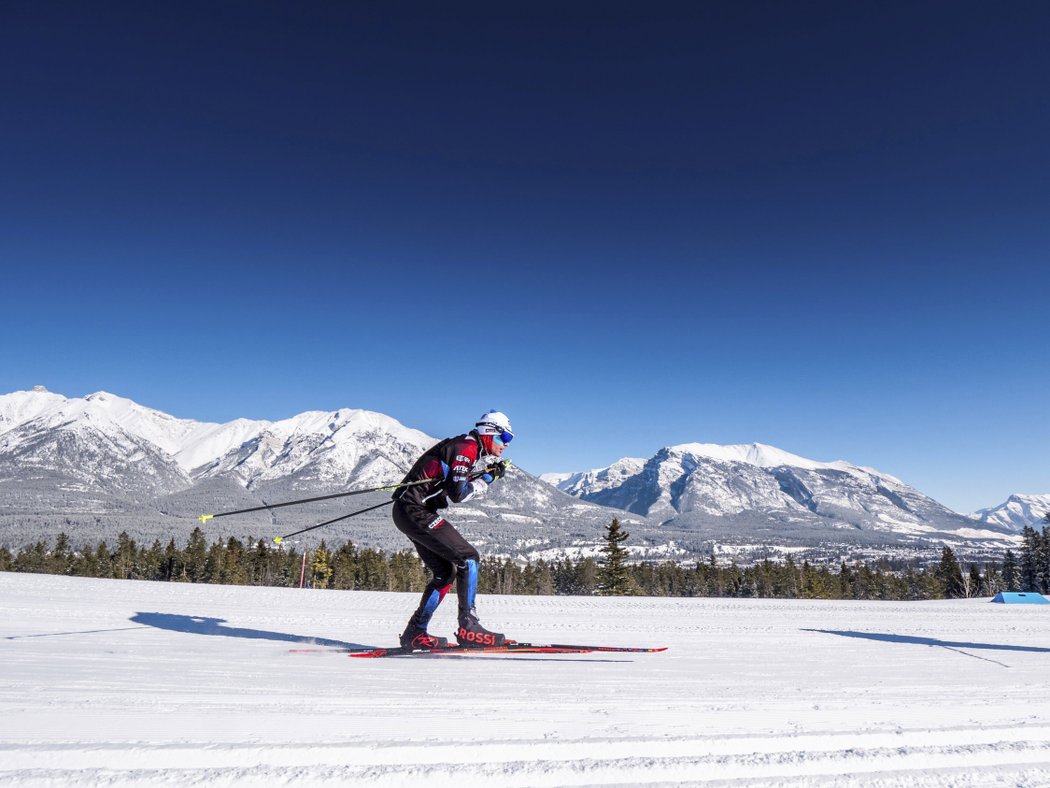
[{"xmin": 392, "ymin": 410, "xmax": 513, "ymax": 650}]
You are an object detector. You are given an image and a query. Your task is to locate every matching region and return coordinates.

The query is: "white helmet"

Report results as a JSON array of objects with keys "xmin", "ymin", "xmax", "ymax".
[{"xmin": 474, "ymin": 410, "xmax": 513, "ymax": 443}]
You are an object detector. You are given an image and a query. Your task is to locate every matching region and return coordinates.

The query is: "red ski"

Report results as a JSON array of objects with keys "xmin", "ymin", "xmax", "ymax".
[{"xmin": 347, "ymin": 642, "xmax": 668, "ymax": 658}]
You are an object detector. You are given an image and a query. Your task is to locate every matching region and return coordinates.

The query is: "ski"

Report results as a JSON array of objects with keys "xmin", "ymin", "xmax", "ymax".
[{"xmin": 347, "ymin": 642, "xmax": 668, "ymax": 658}]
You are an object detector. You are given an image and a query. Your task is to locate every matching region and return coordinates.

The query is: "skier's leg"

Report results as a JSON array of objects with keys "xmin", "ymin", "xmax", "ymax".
[
  {"xmin": 407, "ymin": 542, "xmax": 454, "ymax": 632},
  {"xmin": 392, "ymin": 503, "xmax": 503, "ymax": 646}
]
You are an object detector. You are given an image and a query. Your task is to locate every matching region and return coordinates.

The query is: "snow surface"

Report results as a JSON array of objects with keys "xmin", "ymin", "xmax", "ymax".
[
  {"xmin": 974, "ymin": 494, "xmax": 1050, "ymax": 533},
  {"xmin": 3, "ymin": 573, "xmax": 1050, "ymax": 786}
]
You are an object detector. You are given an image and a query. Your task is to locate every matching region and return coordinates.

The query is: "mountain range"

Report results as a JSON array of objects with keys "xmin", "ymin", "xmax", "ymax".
[{"xmin": 0, "ymin": 388, "xmax": 1042, "ymax": 562}]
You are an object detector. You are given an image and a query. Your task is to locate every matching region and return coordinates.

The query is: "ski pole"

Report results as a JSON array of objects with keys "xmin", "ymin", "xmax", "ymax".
[
  {"xmin": 197, "ymin": 478, "xmax": 435, "ymax": 524},
  {"xmin": 273, "ymin": 500, "xmax": 394, "ymax": 544},
  {"xmin": 270, "ymin": 462, "xmax": 511, "ymax": 545}
]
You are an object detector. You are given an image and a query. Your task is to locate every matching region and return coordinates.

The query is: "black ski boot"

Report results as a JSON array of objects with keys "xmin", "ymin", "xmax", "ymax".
[
  {"xmin": 399, "ymin": 625, "xmax": 449, "ymax": 651},
  {"xmin": 456, "ymin": 613, "xmax": 506, "ymax": 648}
]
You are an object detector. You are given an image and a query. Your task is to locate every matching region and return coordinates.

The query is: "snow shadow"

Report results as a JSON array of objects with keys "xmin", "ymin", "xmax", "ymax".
[
  {"xmin": 131, "ymin": 612, "xmax": 374, "ymax": 650},
  {"xmin": 804, "ymin": 629, "xmax": 1050, "ymax": 654}
]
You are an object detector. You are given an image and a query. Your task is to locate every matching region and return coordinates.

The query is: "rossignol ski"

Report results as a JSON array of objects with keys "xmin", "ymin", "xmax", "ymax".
[{"xmin": 344, "ymin": 642, "xmax": 668, "ymax": 658}]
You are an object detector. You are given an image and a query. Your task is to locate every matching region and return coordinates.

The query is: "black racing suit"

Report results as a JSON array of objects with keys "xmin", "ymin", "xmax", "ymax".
[{"xmin": 393, "ymin": 433, "xmax": 488, "ymax": 630}]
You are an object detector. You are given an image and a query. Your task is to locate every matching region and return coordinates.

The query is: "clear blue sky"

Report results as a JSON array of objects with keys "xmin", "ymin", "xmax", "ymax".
[{"xmin": 1, "ymin": 2, "xmax": 1047, "ymax": 513}]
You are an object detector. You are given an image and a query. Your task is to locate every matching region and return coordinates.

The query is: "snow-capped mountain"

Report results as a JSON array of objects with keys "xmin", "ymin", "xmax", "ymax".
[
  {"xmin": 0, "ymin": 389, "xmax": 432, "ymax": 493},
  {"xmin": 0, "ymin": 388, "xmax": 636, "ymax": 556},
  {"xmin": 546, "ymin": 442, "xmax": 1018, "ymax": 549},
  {"xmin": 0, "ymin": 388, "xmax": 1022, "ymax": 560},
  {"xmin": 972, "ymin": 494, "xmax": 1050, "ymax": 532}
]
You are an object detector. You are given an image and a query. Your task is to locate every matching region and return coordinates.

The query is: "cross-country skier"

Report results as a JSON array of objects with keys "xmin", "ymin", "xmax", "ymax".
[{"xmin": 392, "ymin": 410, "xmax": 513, "ymax": 650}]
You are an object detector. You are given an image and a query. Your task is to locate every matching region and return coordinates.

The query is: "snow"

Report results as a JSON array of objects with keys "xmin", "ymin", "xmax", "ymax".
[
  {"xmin": 3, "ymin": 573, "xmax": 1050, "ymax": 786},
  {"xmin": 974, "ymin": 494, "xmax": 1050, "ymax": 532},
  {"xmin": 0, "ymin": 388, "xmax": 435, "ymax": 478}
]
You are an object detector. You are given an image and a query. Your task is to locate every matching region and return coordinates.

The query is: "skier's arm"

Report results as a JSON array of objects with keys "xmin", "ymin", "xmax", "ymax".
[{"xmin": 447, "ymin": 440, "xmax": 486, "ymax": 503}]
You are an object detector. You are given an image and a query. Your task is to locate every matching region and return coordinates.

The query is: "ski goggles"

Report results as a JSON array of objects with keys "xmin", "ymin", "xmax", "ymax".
[{"xmin": 480, "ymin": 424, "xmax": 514, "ymax": 446}]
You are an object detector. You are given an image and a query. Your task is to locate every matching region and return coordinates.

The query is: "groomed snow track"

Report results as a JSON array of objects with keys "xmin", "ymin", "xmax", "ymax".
[{"xmin": 3, "ymin": 573, "xmax": 1050, "ymax": 786}]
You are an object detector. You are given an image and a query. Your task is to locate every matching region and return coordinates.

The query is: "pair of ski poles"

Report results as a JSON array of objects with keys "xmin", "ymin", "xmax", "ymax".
[{"xmin": 197, "ymin": 462, "xmax": 508, "ymax": 545}]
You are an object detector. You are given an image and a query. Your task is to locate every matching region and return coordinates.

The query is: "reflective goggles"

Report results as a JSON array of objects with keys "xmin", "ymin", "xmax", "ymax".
[{"xmin": 480, "ymin": 425, "xmax": 513, "ymax": 446}]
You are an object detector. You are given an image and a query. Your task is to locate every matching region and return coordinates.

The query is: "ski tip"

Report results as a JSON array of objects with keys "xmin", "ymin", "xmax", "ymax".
[{"xmin": 198, "ymin": 514, "xmax": 214, "ymax": 524}]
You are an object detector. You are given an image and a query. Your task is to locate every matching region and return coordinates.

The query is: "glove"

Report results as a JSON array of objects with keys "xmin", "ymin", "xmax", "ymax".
[{"xmin": 487, "ymin": 461, "xmax": 507, "ymax": 481}]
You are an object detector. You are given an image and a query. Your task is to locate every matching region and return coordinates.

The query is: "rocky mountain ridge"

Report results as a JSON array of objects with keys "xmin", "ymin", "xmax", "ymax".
[{"xmin": 0, "ymin": 389, "xmax": 1032, "ymax": 561}]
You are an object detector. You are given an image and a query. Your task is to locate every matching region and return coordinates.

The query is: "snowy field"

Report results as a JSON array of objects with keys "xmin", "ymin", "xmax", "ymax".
[{"xmin": 2, "ymin": 573, "xmax": 1050, "ymax": 787}]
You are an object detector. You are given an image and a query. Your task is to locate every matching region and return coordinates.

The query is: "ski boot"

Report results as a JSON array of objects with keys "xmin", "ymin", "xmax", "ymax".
[
  {"xmin": 456, "ymin": 614, "xmax": 506, "ymax": 648},
  {"xmin": 399, "ymin": 625, "xmax": 449, "ymax": 651}
]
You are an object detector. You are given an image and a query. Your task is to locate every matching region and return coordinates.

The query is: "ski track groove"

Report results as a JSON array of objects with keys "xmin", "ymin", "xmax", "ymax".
[{"xmin": 5, "ymin": 740, "xmax": 1050, "ymax": 787}]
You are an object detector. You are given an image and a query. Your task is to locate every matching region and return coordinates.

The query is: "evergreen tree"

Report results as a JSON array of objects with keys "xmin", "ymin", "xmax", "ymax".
[
  {"xmin": 356, "ymin": 548, "xmax": 390, "ymax": 590},
  {"xmin": 221, "ymin": 538, "xmax": 248, "ymax": 585},
  {"xmin": 936, "ymin": 546, "xmax": 965, "ymax": 598},
  {"xmin": 596, "ymin": 518, "xmax": 632, "ymax": 596},
  {"xmin": 838, "ymin": 563, "xmax": 854, "ymax": 598},
  {"xmin": 249, "ymin": 539, "xmax": 274, "ymax": 586},
  {"xmin": 114, "ymin": 532, "xmax": 138, "ymax": 580},
  {"xmin": 1018, "ymin": 526, "xmax": 1039, "ymax": 592},
  {"xmin": 203, "ymin": 541, "xmax": 225, "ymax": 584},
  {"xmin": 13, "ymin": 540, "xmax": 49, "ymax": 573},
  {"xmin": 182, "ymin": 527, "xmax": 208, "ymax": 583},
  {"xmin": 309, "ymin": 541, "xmax": 334, "ymax": 589},
  {"xmin": 142, "ymin": 542, "xmax": 166, "ymax": 584},
  {"xmin": 48, "ymin": 533, "xmax": 74, "ymax": 575},
  {"xmin": 330, "ymin": 541, "xmax": 358, "ymax": 589},
  {"xmin": 94, "ymin": 541, "xmax": 114, "ymax": 579},
  {"xmin": 387, "ymin": 550, "xmax": 424, "ymax": 592},
  {"xmin": 161, "ymin": 538, "xmax": 178, "ymax": 582},
  {"xmin": 1002, "ymin": 549, "xmax": 1020, "ymax": 591},
  {"xmin": 1037, "ymin": 526, "xmax": 1050, "ymax": 594}
]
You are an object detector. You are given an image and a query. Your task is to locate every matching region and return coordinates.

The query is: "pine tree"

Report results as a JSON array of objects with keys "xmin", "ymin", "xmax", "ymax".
[
  {"xmin": 143, "ymin": 542, "xmax": 165, "ymax": 584},
  {"xmin": 330, "ymin": 541, "xmax": 358, "ymax": 589},
  {"xmin": 1002, "ymin": 549, "xmax": 1020, "ymax": 591},
  {"xmin": 1018, "ymin": 526, "xmax": 1039, "ymax": 592},
  {"xmin": 596, "ymin": 518, "xmax": 633, "ymax": 595},
  {"xmin": 221, "ymin": 537, "xmax": 248, "ymax": 585},
  {"xmin": 114, "ymin": 532, "xmax": 138, "ymax": 580},
  {"xmin": 203, "ymin": 541, "xmax": 225, "ymax": 584},
  {"xmin": 182, "ymin": 527, "xmax": 208, "ymax": 583},
  {"xmin": 161, "ymin": 538, "xmax": 178, "ymax": 581},
  {"xmin": 356, "ymin": 549, "xmax": 390, "ymax": 590},
  {"xmin": 308, "ymin": 541, "xmax": 334, "ymax": 589},
  {"xmin": 1037, "ymin": 526, "xmax": 1050, "ymax": 594},
  {"xmin": 48, "ymin": 533, "xmax": 73, "ymax": 575},
  {"xmin": 94, "ymin": 540, "xmax": 114, "ymax": 579},
  {"xmin": 936, "ymin": 546, "xmax": 965, "ymax": 598}
]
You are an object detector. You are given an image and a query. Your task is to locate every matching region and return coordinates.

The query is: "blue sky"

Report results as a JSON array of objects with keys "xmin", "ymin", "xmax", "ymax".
[{"xmin": 1, "ymin": 2, "xmax": 1047, "ymax": 512}]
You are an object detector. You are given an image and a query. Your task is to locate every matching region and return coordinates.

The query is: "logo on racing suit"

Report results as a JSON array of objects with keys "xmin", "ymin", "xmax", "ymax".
[{"xmin": 427, "ymin": 516, "xmax": 445, "ymax": 530}]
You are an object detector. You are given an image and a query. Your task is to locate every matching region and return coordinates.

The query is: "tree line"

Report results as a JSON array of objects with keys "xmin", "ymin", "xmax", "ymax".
[
  {"xmin": 3, "ymin": 515, "xmax": 1047, "ymax": 601},
  {"xmin": 998, "ymin": 521, "xmax": 1050, "ymax": 595}
]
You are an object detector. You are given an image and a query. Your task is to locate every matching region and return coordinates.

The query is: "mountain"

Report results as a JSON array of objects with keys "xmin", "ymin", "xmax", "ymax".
[
  {"xmin": 0, "ymin": 389, "xmax": 1021, "ymax": 561},
  {"xmin": 0, "ymin": 389, "xmax": 639, "ymax": 557},
  {"xmin": 972, "ymin": 494, "xmax": 1050, "ymax": 532},
  {"xmin": 545, "ymin": 442, "xmax": 1018, "ymax": 554}
]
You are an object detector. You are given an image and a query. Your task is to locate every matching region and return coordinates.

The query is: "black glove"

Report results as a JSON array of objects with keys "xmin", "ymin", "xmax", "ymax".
[{"xmin": 487, "ymin": 461, "xmax": 507, "ymax": 481}]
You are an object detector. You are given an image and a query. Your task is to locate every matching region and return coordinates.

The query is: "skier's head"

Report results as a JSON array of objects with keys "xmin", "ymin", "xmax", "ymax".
[{"xmin": 473, "ymin": 410, "xmax": 513, "ymax": 457}]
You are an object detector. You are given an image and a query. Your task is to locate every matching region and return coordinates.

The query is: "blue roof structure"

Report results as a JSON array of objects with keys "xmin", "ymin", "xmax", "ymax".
[{"xmin": 991, "ymin": 592, "xmax": 1050, "ymax": 605}]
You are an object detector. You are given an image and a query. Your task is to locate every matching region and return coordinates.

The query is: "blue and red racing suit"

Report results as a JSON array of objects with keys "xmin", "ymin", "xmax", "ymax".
[{"xmin": 392, "ymin": 433, "xmax": 491, "ymax": 629}]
